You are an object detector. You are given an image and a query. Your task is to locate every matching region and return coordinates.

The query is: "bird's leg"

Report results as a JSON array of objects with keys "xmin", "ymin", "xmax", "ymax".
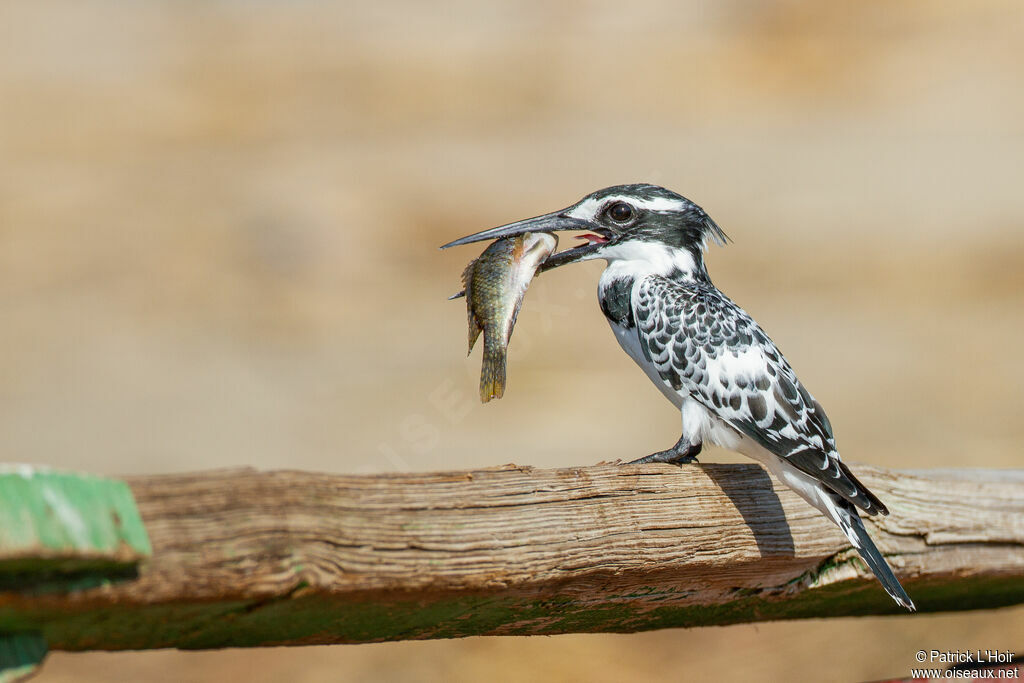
[{"xmin": 628, "ymin": 437, "xmax": 702, "ymax": 465}]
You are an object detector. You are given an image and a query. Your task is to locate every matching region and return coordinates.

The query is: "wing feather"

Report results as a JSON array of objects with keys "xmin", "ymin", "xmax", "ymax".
[{"xmin": 633, "ymin": 276, "xmax": 887, "ymax": 515}]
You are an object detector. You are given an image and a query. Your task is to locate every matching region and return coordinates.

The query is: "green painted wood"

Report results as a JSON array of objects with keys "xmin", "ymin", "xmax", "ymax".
[
  {"xmin": 0, "ymin": 633, "xmax": 46, "ymax": 683},
  {"xmin": 0, "ymin": 572, "xmax": 1022, "ymax": 651},
  {"xmin": 0, "ymin": 466, "xmax": 151, "ymax": 576}
]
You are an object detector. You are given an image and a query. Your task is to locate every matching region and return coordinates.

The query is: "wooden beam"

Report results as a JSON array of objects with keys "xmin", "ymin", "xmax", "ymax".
[{"xmin": 1, "ymin": 463, "xmax": 1023, "ymax": 650}]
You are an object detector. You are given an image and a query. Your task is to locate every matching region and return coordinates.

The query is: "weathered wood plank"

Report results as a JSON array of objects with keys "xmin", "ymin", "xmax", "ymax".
[{"xmin": 0, "ymin": 463, "xmax": 1022, "ymax": 650}]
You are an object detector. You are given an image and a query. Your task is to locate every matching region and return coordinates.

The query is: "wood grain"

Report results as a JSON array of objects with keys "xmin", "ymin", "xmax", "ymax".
[{"xmin": 1, "ymin": 463, "xmax": 1022, "ymax": 650}]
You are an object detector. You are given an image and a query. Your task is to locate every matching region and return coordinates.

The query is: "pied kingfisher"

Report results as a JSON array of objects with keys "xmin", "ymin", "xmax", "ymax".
[{"xmin": 442, "ymin": 183, "xmax": 914, "ymax": 610}]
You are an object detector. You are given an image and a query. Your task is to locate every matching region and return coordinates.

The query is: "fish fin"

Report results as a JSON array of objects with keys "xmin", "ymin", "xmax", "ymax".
[
  {"xmin": 462, "ymin": 268, "xmax": 481, "ymax": 353},
  {"xmin": 460, "ymin": 259, "xmax": 476, "ymax": 288},
  {"xmin": 448, "ymin": 290, "xmax": 465, "ymax": 300},
  {"xmin": 479, "ymin": 333, "xmax": 507, "ymax": 402},
  {"xmin": 467, "ymin": 317, "xmax": 482, "ymax": 354},
  {"xmin": 467, "ymin": 302, "xmax": 482, "ymax": 354}
]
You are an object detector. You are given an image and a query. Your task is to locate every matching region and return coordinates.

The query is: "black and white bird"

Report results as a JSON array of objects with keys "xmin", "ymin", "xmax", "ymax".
[{"xmin": 442, "ymin": 183, "xmax": 914, "ymax": 610}]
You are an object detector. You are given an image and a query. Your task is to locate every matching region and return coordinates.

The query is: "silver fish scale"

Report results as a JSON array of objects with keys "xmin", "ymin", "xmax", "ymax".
[{"xmin": 633, "ymin": 275, "xmax": 886, "ymax": 515}]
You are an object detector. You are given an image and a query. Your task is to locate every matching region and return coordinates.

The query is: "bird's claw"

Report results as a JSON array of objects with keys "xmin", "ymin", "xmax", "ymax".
[{"xmin": 625, "ymin": 440, "xmax": 702, "ymax": 466}]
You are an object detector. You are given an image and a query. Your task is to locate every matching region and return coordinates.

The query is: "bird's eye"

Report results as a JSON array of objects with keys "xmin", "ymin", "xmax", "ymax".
[{"xmin": 608, "ymin": 202, "xmax": 634, "ymax": 222}]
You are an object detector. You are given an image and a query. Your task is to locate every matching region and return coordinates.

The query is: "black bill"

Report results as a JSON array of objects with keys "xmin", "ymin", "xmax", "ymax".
[
  {"xmin": 439, "ymin": 211, "xmax": 591, "ymax": 249},
  {"xmin": 441, "ymin": 211, "xmax": 612, "ymax": 272}
]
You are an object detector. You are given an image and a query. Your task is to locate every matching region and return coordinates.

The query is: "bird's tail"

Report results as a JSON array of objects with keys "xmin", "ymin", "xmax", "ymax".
[
  {"xmin": 821, "ymin": 491, "xmax": 916, "ymax": 611},
  {"xmin": 479, "ymin": 334, "xmax": 507, "ymax": 403}
]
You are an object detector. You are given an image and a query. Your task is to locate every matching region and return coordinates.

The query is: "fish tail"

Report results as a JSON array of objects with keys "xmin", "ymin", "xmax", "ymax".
[{"xmin": 479, "ymin": 334, "xmax": 507, "ymax": 402}]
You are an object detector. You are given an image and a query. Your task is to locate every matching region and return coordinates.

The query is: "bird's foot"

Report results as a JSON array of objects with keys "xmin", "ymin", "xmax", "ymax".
[{"xmin": 627, "ymin": 439, "xmax": 702, "ymax": 466}]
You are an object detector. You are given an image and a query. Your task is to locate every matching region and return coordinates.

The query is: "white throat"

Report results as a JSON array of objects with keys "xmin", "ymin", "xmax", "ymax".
[{"xmin": 590, "ymin": 240, "xmax": 702, "ymax": 283}]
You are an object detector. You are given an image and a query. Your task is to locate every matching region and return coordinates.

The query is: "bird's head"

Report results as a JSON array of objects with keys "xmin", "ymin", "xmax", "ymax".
[{"xmin": 441, "ymin": 184, "xmax": 728, "ymax": 280}]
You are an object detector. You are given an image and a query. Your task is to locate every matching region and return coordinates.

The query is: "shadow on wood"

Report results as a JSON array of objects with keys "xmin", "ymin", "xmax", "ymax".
[{"xmin": 704, "ymin": 465, "xmax": 795, "ymax": 559}]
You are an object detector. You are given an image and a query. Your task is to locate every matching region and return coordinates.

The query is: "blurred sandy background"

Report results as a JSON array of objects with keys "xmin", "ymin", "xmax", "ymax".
[{"xmin": 2, "ymin": 0, "xmax": 1022, "ymax": 681}]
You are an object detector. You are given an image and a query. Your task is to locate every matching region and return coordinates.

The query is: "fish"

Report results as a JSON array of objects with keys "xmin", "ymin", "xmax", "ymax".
[{"xmin": 450, "ymin": 232, "xmax": 558, "ymax": 402}]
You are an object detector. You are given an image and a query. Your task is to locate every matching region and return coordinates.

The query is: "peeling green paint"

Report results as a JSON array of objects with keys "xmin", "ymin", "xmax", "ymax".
[
  {"xmin": 0, "ymin": 467, "xmax": 152, "ymax": 667},
  {"xmin": 0, "ymin": 633, "xmax": 46, "ymax": 683},
  {"xmin": 0, "ymin": 468, "xmax": 151, "ymax": 574}
]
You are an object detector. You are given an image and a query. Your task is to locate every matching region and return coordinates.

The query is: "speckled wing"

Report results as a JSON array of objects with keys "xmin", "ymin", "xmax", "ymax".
[{"xmin": 633, "ymin": 275, "xmax": 887, "ymax": 516}]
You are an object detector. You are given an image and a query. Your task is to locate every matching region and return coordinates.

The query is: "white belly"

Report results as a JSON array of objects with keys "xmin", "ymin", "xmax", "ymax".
[
  {"xmin": 608, "ymin": 319, "xmax": 747, "ymax": 450},
  {"xmin": 609, "ymin": 321, "xmax": 685, "ymax": 409}
]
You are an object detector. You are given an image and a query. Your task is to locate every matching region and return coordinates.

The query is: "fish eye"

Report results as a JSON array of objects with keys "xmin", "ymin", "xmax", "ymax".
[{"xmin": 607, "ymin": 202, "xmax": 634, "ymax": 223}]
